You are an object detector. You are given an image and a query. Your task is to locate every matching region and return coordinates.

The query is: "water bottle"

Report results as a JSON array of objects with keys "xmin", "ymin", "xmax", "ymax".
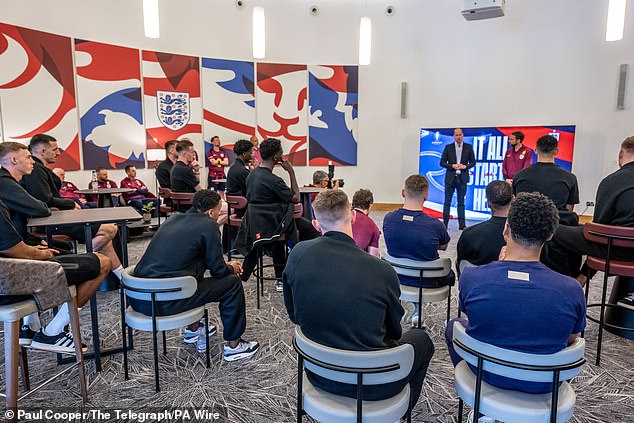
[{"xmin": 91, "ymin": 171, "xmax": 98, "ymax": 193}]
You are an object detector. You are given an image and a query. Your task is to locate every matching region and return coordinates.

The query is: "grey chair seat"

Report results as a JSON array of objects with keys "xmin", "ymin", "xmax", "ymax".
[
  {"xmin": 302, "ymin": 373, "xmax": 410, "ymax": 423},
  {"xmin": 399, "ymin": 285, "xmax": 449, "ymax": 303},
  {"xmin": 125, "ymin": 307, "xmax": 205, "ymax": 332},
  {"xmin": 0, "ymin": 300, "xmax": 39, "ymax": 322}
]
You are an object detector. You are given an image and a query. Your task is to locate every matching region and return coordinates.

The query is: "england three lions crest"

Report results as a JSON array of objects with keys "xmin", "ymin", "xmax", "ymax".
[{"xmin": 157, "ymin": 91, "xmax": 190, "ymax": 130}]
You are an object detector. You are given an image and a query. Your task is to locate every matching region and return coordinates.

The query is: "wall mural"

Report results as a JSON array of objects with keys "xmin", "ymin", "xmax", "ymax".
[
  {"xmin": 0, "ymin": 22, "xmax": 358, "ymax": 169},
  {"xmin": 0, "ymin": 23, "xmax": 81, "ymax": 169},
  {"xmin": 76, "ymin": 39, "xmax": 145, "ymax": 170}
]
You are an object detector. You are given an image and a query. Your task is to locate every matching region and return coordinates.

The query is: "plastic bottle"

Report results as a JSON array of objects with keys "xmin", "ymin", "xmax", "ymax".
[{"xmin": 91, "ymin": 171, "xmax": 99, "ymax": 193}]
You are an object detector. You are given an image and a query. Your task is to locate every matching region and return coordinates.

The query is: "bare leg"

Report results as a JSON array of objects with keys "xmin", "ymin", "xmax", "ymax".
[
  {"xmin": 91, "ymin": 224, "xmax": 121, "ymax": 269},
  {"xmin": 75, "ymin": 254, "xmax": 111, "ymax": 306}
]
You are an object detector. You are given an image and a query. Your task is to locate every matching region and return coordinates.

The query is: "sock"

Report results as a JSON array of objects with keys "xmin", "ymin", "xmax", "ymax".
[
  {"xmin": 24, "ymin": 313, "xmax": 41, "ymax": 331},
  {"xmin": 43, "ymin": 303, "xmax": 70, "ymax": 337},
  {"xmin": 112, "ymin": 265, "xmax": 124, "ymax": 280}
]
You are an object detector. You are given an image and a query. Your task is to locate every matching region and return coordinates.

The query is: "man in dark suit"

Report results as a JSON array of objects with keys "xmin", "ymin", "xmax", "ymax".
[{"xmin": 440, "ymin": 128, "xmax": 476, "ymax": 229}]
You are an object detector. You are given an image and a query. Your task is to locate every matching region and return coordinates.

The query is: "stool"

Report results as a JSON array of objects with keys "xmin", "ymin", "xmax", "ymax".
[
  {"xmin": 0, "ymin": 286, "xmax": 87, "ymax": 420},
  {"xmin": 583, "ymin": 222, "xmax": 634, "ymax": 366}
]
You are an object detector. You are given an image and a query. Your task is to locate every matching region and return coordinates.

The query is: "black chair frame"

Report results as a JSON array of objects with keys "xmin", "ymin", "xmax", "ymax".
[
  {"xmin": 292, "ymin": 337, "xmax": 412, "ymax": 423},
  {"xmin": 453, "ymin": 338, "xmax": 586, "ymax": 423},
  {"xmin": 119, "ymin": 281, "xmax": 211, "ymax": 392}
]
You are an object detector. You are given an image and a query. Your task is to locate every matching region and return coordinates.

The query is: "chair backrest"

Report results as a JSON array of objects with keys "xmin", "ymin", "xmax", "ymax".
[
  {"xmin": 294, "ymin": 327, "xmax": 414, "ymax": 385},
  {"xmin": 226, "ymin": 195, "xmax": 248, "ymax": 211},
  {"xmin": 158, "ymin": 187, "xmax": 172, "ymax": 199},
  {"xmin": 121, "ymin": 266, "xmax": 198, "ymax": 302},
  {"xmin": 170, "ymin": 191, "xmax": 195, "ymax": 206},
  {"xmin": 459, "ymin": 260, "xmax": 477, "ymax": 274},
  {"xmin": 293, "ymin": 202, "xmax": 303, "ymax": 218},
  {"xmin": 383, "ymin": 253, "xmax": 452, "ymax": 279},
  {"xmin": 452, "ymin": 322, "xmax": 585, "ymax": 383},
  {"xmin": 583, "ymin": 222, "xmax": 634, "ymax": 249}
]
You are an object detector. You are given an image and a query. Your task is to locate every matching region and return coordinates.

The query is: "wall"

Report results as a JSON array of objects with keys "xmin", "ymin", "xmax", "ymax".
[{"xmin": 1, "ymin": 0, "xmax": 632, "ymax": 208}]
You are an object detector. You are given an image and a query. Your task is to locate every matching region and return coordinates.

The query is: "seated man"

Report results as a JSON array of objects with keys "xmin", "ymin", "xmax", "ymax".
[
  {"xmin": 445, "ymin": 192, "xmax": 586, "ymax": 395},
  {"xmin": 383, "ymin": 174, "xmax": 455, "ymax": 289},
  {"xmin": 350, "ymin": 188, "xmax": 380, "ymax": 257},
  {"xmin": 547, "ymin": 137, "xmax": 634, "ymax": 287},
  {"xmin": 283, "ymin": 189, "xmax": 434, "ymax": 414},
  {"xmin": 156, "ymin": 139, "xmax": 178, "ymax": 189},
  {"xmin": 0, "ymin": 198, "xmax": 111, "ymax": 353},
  {"xmin": 120, "ymin": 165, "xmax": 158, "ymax": 215},
  {"xmin": 170, "ymin": 139, "xmax": 201, "ymax": 194},
  {"xmin": 52, "ymin": 168, "xmax": 97, "ymax": 209},
  {"xmin": 456, "ymin": 180, "xmax": 511, "ymax": 272},
  {"xmin": 130, "ymin": 190, "xmax": 259, "ymax": 361},
  {"xmin": 87, "ymin": 166, "xmax": 123, "ymax": 206},
  {"xmin": 0, "ymin": 142, "xmax": 125, "ymax": 282},
  {"xmin": 513, "ymin": 135, "xmax": 579, "ymax": 226},
  {"xmin": 226, "ymin": 139, "xmax": 254, "ymax": 201}
]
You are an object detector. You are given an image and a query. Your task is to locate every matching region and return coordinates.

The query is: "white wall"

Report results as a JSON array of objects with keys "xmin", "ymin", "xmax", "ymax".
[{"xmin": 1, "ymin": 0, "xmax": 632, "ymax": 208}]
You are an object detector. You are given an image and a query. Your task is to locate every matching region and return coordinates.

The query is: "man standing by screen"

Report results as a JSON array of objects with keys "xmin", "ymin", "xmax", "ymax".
[
  {"xmin": 440, "ymin": 128, "xmax": 476, "ymax": 230},
  {"xmin": 502, "ymin": 131, "xmax": 533, "ymax": 182}
]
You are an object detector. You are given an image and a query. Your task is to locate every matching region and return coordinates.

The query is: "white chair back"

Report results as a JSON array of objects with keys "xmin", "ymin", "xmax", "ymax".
[
  {"xmin": 295, "ymin": 327, "xmax": 414, "ymax": 385},
  {"xmin": 459, "ymin": 260, "xmax": 477, "ymax": 274},
  {"xmin": 122, "ymin": 266, "xmax": 198, "ymax": 302},
  {"xmin": 383, "ymin": 253, "xmax": 452, "ymax": 279},
  {"xmin": 453, "ymin": 322, "xmax": 585, "ymax": 383}
]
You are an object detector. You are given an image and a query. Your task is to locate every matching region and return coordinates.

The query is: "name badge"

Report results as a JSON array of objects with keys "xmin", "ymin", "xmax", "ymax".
[
  {"xmin": 402, "ymin": 215, "xmax": 414, "ymax": 222},
  {"xmin": 508, "ymin": 271, "xmax": 530, "ymax": 281}
]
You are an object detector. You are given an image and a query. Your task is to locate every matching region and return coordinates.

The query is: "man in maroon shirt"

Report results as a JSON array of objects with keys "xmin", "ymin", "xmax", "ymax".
[
  {"xmin": 502, "ymin": 131, "xmax": 533, "ymax": 182},
  {"xmin": 52, "ymin": 168, "xmax": 97, "ymax": 209},
  {"xmin": 87, "ymin": 167, "xmax": 122, "ymax": 206},
  {"xmin": 351, "ymin": 189, "xmax": 380, "ymax": 257},
  {"xmin": 120, "ymin": 165, "xmax": 158, "ymax": 215}
]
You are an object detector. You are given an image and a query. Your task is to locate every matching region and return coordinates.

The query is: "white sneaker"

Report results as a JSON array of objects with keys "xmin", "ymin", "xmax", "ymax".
[
  {"xmin": 467, "ymin": 410, "xmax": 495, "ymax": 423},
  {"xmin": 275, "ymin": 280, "xmax": 284, "ymax": 292},
  {"xmin": 223, "ymin": 339, "xmax": 259, "ymax": 362},
  {"xmin": 401, "ymin": 301, "xmax": 415, "ymax": 325}
]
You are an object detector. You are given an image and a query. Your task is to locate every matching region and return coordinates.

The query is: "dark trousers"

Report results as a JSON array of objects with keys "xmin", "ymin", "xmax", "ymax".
[
  {"xmin": 128, "ymin": 274, "xmax": 246, "ymax": 341},
  {"xmin": 443, "ymin": 177, "xmax": 467, "ymax": 227},
  {"xmin": 241, "ymin": 242, "xmax": 286, "ymax": 282},
  {"xmin": 308, "ymin": 328, "xmax": 435, "ymax": 412}
]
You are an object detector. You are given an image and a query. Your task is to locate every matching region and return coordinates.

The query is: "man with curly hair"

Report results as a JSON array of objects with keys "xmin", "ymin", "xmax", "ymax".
[{"xmin": 445, "ymin": 192, "xmax": 586, "ymax": 395}]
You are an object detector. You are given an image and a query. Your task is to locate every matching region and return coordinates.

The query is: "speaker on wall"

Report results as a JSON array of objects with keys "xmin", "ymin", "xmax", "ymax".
[
  {"xmin": 617, "ymin": 64, "xmax": 629, "ymax": 110},
  {"xmin": 400, "ymin": 81, "xmax": 407, "ymax": 118}
]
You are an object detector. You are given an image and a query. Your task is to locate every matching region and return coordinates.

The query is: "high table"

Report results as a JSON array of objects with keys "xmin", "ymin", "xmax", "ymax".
[
  {"xmin": 299, "ymin": 187, "xmax": 324, "ymax": 220},
  {"xmin": 75, "ymin": 188, "xmax": 133, "ymax": 208},
  {"xmin": 28, "ymin": 207, "xmax": 141, "ymax": 371}
]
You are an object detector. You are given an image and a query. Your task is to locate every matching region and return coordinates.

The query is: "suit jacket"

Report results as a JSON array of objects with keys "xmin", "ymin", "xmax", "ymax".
[{"xmin": 440, "ymin": 142, "xmax": 476, "ymax": 185}]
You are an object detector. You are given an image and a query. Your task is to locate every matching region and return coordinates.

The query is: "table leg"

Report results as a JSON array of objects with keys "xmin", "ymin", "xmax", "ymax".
[
  {"xmin": 98, "ymin": 195, "xmax": 105, "ymax": 208},
  {"xmin": 84, "ymin": 223, "xmax": 103, "ymax": 372},
  {"xmin": 118, "ymin": 221, "xmax": 134, "ymax": 348}
]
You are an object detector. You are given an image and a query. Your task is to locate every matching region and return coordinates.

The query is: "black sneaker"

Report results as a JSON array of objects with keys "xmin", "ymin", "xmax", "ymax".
[
  {"xmin": 30, "ymin": 330, "xmax": 88, "ymax": 354},
  {"xmin": 19, "ymin": 325, "xmax": 37, "ymax": 346},
  {"xmin": 617, "ymin": 296, "xmax": 634, "ymax": 311}
]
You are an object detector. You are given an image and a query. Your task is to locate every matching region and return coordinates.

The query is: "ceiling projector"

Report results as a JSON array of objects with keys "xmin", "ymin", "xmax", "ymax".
[{"xmin": 461, "ymin": 0, "xmax": 506, "ymax": 21}]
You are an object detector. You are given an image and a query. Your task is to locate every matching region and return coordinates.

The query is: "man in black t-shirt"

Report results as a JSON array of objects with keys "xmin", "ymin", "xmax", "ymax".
[
  {"xmin": 0, "ymin": 198, "xmax": 110, "ymax": 354},
  {"xmin": 170, "ymin": 139, "xmax": 201, "ymax": 193},
  {"xmin": 513, "ymin": 135, "xmax": 579, "ymax": 225},
  {"xmin": 226, "ymin": 139, "xmax": 253, "ymax": 199},
  {"xmin": 156, "ymin": 140, "xmax": 178, "ymax": 189},
  {"xmin": 456, "ymin": 180, "xmax": 511, "ymax": 273}
]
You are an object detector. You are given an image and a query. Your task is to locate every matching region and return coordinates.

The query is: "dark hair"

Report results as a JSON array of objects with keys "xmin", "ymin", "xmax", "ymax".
[
  {"xmin": 313, "ymin": 189, "xmax": 350, "ymax": 229},
  {"xmin": 259, "ymin": 138, "xmax": 282, "ymax": 161},
  {"xmin": 124, "ymin": 165, "xmax": 135, "ymax": 173},
  {"xmin": 193, "ymin": 189, "xmax": 221, "ymax": 213},
  {"xmin": 312, "ymin": 170, "xmax": 328, "ymax": 185},
  {"xmin": 511, "ymin": 131, "xmax": 525, "ymax": 142},
  {"xmin": 165, "ymin": 140, "xmax": 178, "ymax": 151},
  {"xmin": 95, "ymin": 166, "xmax": 106, "ymax": 174},
  {"xmin": 211, "ymin": 135, "xmax": 220, "ymax": 142},
  {"xmin": 507, "ymin": 192, "xmax": 559, "ymax": 247},
  {"xmin": 29, "ymin": 133, "xmax": 56, "ymax": 152},
  {"xmin": 176, "ymin": 139, "xmax": 194, "ymax": 154},
  {"xmin": 404, "ymin": 174, "xmax": 429, "ymax": 198},
  {"xmin": 0, "ymin": 142, "xmax": 28, "ymax": 160},
  {"xmin": 621, "ymin": 136, "xmax": 634, "ymax": 154},
  {"xmin": 536, "ymin": 135, "xmax": 558, "ymax": 155},
  {"xmin": 233, "ymin": 139, "xmax": 254, "ymax": 156},
  {"xmin": 352, "ymin": 189, "xmax": 374, "ymax": 210},
  {"xmin": 485, "ymin": 180, "xmax": 512, "ymax": 210}
]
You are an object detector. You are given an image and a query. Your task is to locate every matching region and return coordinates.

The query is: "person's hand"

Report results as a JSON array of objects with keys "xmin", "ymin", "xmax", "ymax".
[
  {"xmin": 505, "ymin": 178, "xmax": 513, "ymax": 184},
  {"xmin": 227, "ymin": 261, "xmax": 243, "ymax": 276},
  {"xmin": 191, "ymin": 160, "xmax": 201, "ymax": 170},
  {"xmin": 457, "ymin": 164, "xmax": 467, "ymax": 170},
  {"xmin": 73, "ymin": 203, "xmax": 82, "ymax": 210},
  {"xmin": 79, "ymin": 198, "xmax": 87, "ymax": 205},
  {"xmin": 280, "ymin": 160, "xmax": 294, "ymax": 174},
  {"xmin": 451, "ymin": 164, "xmax": 461, "ymax": 169},
  {"xmin": 498, "ymin": 246, "xmax": 507, "ymax": 261},
  {"xmin": 35, "ymin": 245, "xmax": 59, "ymax": 258}
]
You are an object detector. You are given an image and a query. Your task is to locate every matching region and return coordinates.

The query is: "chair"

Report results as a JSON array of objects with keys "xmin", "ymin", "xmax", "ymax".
[
  {"xmin": 170, "ymin": 191, "xmax": 195, "ymax": 213},
  {"xmin": 120, "ymin": 266, "xmax": 211, "ymax": 392},
  {"xmin": 383, "ymin": 254, "xmax": 452, "ymax": 328},
  {"xmin": 0, "ymin": 259, "xmax": 87, "ymax": 420},
  {"xmin": 293, "ymin": 326, "xmax": 414, "ymax": 423},
  {"xmin": 254, "ymin": 203, "xmax": 303, "ymax": 309},
  {"xmin": 582, "ymin": 223, "xmax": 634, "ymax": 366},
  {"xmin": 452, "ymin": 322, "xmax": 585, "ymax": 423},
  {"xmin": 225, "ymin": 195, "xmax": 248, "ymax": 261}
]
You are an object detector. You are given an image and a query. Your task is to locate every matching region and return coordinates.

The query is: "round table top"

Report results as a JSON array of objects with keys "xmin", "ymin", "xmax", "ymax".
[
  {"xmin": 211, "ymin": 179, "xmax": 227, "ymax": 183},
  {"xmin": 299, "ymin": 187, "xmax": 325, "ymax": 193},
  {"xmin": 75, "ymin": 188, "xmax": 134, "ymax": 195}
]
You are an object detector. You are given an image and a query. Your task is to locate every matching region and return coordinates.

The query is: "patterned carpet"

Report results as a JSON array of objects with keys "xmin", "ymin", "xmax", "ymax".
[{"xmin": 1, "ymin": 212, "xmax": 633, "ymax": 422}]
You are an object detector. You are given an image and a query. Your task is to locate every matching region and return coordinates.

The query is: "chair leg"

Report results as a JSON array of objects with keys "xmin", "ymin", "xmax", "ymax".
[
  {"xmin": 68, "ymin": 298, "xmax": 88, "ymax": 402},
  {"xmin": 120, "ymin": 289, "xmax": 129, "ymax": 380},
  {"xmin": 19, "ymin": 347, "xmax": 30, "ymax": 392},
  {"xmin": 581, "ymin": 272, "xmax": 590, "ymax": 338},
  {"xmin": 457, "ymin": 398, "xmax": 464, "ymax": 422},
  {"xmin": 162, "ymin": 332, "xmax": 167, "ymax": 355},
  {"xmin": 256, "ymin": 247, "xmax": 262, "ymax": 310},
  {"xmin": 152, "ymin": 328, "xmax": 160, "ymax": 392},
  {"xmin": 596, "ymin": 271, "xmax": 610, "ymax": 366},
  {"xmin": 446, "ymin": 291, "xmax": 451, "ymax": 322},
  {"xmin": 5, "ymin": 320, "xmax": 19, "ymax": 416},
  {"xmin": 204, "ymin": 310, "xmax": 210, "ymax": 368}
]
